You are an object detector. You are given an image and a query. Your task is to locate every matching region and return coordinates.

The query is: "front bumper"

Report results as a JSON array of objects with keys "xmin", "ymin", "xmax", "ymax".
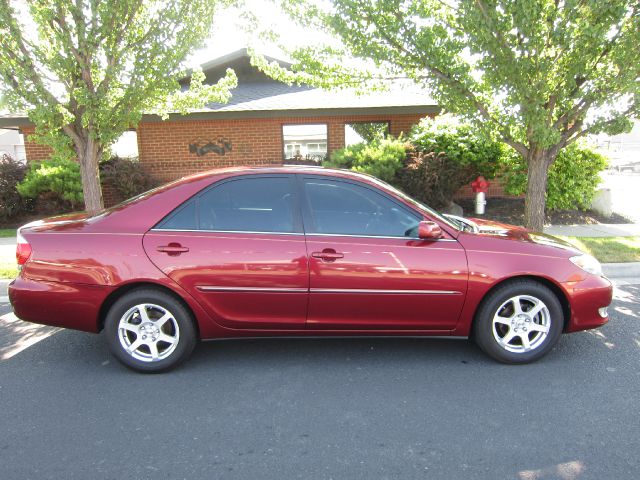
[
  {"xmin": 9, "ymin": 277, "xmax": 112, "ymax": 333},
  {"xmin": 563, "ymin": 274, "xmax": 613, "ymax": 333}
]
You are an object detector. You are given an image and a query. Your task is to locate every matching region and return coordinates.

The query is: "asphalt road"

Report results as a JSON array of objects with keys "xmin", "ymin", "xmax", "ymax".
[{"xmin": 1, "ymin": 284, "xmax": 639, "ymax": 480}]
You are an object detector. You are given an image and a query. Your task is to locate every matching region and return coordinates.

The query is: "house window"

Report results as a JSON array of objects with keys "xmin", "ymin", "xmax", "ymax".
[
  {"xmin": 345, "ymin": 122, "xmax": 390, "ymax": 146},
  {"xmin": 283, "ymin": 124, "xmax": 328, "ymax": 163}
]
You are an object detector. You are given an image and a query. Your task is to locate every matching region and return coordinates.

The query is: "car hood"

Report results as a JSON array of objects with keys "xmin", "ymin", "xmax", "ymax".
[{"xmin": 467, "ymin": 217, "xmax": 581, "ymax": 253}]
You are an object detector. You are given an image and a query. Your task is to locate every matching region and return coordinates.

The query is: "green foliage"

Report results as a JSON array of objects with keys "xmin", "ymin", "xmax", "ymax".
[
  {"xmin": 395, "ymin": 119, "xmax": 504, "ymax": 208},
  {"xmin": 275, "ymin": 0, "xmax": 640, "ymax": 228},
  {"xmin": 410, "ymin": 118, "xmax": 503, "ymax": 178},
  {"xmin": 349, "ymin": 122, "xmax": 389, "ymax": 143},
  {"xmin": 324, "ymin": 138, "xmax": 407, "ymax": 183},
  {"xmin": 100, "ymin": 156, "xmax": 158, "ymax": 201},
  {"xmin": 0, "ymin": 154, "xmax": 29, "ymax": 222},
  {"xmin": 501, "ymin": 144, "xmax": 608, "ymax": 211},
  {"xmin": 279, "ymin": 0, "xmax": 639, "ymax": 145},
  {"xmin": 0, "ymin": 0, "xmax": 237, "ymax": 212},
  {"xmin": 17, "ymin": 158, "xmax": 83, "ymax": 209}
]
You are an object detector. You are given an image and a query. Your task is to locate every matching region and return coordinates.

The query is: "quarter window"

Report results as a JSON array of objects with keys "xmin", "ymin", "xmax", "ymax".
[{"xmin": 303, "ymin": 178, "xmax": 420, "ymax": 237}]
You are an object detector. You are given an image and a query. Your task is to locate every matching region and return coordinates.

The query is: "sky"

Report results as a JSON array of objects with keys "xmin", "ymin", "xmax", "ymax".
[{"xmin": 188, "ymin": 0, "xmax": 333, "ymax": 68}]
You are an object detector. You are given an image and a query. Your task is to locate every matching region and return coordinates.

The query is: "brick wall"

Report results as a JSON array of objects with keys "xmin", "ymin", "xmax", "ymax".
[
  {"xmin": 454, "ymin": 177, "xmax": 510, "ymax": 199},
  {"xmin": 137, "ymin": 113, "xmax": 428, "ymax": 183},
  {"xmin": 21, "ymin": 114, "xmax": 514, "ymax": 207},
  {"xmin": 19, "ymin": 126, "xmax": 53, "ymax": 162}
]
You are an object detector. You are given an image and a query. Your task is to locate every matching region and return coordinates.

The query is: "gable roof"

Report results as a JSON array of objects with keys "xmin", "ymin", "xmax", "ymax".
[{"xmin": 0, "ymin": 48, "xmax": 438, "ymax": 127}]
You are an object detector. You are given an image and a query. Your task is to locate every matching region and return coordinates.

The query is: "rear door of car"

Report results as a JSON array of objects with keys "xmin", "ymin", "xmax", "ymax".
[
  {"xmin": 143, "ymin": 174, "xmax": 309, "ymax": 330},
  {"xmin": 299, "ymin": 175, "xmax": 468, "ymax": 331}
]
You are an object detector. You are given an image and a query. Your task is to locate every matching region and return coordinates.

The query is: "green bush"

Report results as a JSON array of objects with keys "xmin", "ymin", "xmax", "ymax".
[
  {"xmin": 100, "ymin": 156, "xmax": 158, "ymax": 201},
  {"xmin": 323, "ymin": 138, "xmax": 407, "ymax": 183},
  {"xmin": 396, "ymin": 118, "xmax": 503, "ymax": 208},
  {"xmin": 410, "ymin": 118, "xmax": 503, "ymax": 178},
  {"xmin": 501, "ymin": 143, "xmax": 608, "ymax": 211},
  {"xmin": 0, "ymin": 154, "xmax": 30, "ymax": 222},
  {"xmin": 17, "ymin": 158, "xmax": 83, "ymax": 211}
]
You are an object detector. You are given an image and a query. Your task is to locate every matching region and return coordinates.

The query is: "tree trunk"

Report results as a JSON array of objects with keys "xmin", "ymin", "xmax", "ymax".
[
  {"xmin": 75, "ymin": 136, "xmax": 104, "ymax": 214},
  {"xmin": 524, "ymin": 150, "xmax": 552, "ymax": 231}
]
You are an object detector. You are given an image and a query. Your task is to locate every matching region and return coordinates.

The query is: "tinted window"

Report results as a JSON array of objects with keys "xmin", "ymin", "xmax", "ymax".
[
  {"xmin": 159, "ymin": 199, "xmax": 197, "ymax": 230},
  {"xmin": 198, "ymin": 177, "xmax": 297, "ymax": 233},
  {"xmin": 303, "ymin": 178, "xmax": 420, "ymax": 237},
  {"xmin": 158, "ymin": 176, "xmax": 299, "ymax": 233}
]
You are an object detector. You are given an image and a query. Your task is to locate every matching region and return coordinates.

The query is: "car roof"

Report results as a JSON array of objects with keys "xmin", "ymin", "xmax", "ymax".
[{"xmin": 163, "ymin": 164, "xmax": 386, "ymax": 189}]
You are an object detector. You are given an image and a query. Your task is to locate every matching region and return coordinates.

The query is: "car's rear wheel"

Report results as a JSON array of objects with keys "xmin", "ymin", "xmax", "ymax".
[
  {"xmin": 473, "ymin": 280, "xmax": 564, "ymax": 364},
  {"xmin": 104, "ymin": 289, "xmax": 197, "ymax": 373}
]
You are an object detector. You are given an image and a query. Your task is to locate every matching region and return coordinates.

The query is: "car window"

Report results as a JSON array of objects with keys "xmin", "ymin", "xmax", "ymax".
[
  {"xmin": 159, "ymin": 199, "xmax": 197, "ymax": 230},
  {"xmin": 157, "ymin": 176, "xmax": 299, "ymax": 233},
  {"xmin": 303, "ymin": 178, "xmax": 420, "ymax": 237}
]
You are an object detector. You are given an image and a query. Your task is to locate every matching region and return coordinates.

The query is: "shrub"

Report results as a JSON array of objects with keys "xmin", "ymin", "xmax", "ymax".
[
  {"xmin": 323, "ymin": 137, "xmax": 407, "ymax": 183},
  {"xmin": 397, "ymin": 148, "xmax": 478, "ymax": 208},
  {"xmin": 17, "ymin": 158, "xmax": 83, "ymax": 212},
  {"xmin": 100, "ymin": 156, "xmax": 158, "ymax": 201},
  {"xmin": 396, "ymin": 118, "xmax": 503, "ymax": 208},
  {"xmin": 0, "ymin": 154, "xmax": 30, "ymax": 222},
  {"xmin": 501, "ymin": 143, "xmax": 608, "ymax": 211}
]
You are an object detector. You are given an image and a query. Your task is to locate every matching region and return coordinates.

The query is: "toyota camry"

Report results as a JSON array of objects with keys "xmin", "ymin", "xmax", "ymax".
[{"xmin": 9, "ymin": 166, "xmax": 612, "ymax": 372}]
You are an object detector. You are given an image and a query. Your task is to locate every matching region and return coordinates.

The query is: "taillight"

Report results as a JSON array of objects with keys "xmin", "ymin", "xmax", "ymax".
[{"xmin": 16, "ymin": 230, "xmax": 32, "ymax": 267}]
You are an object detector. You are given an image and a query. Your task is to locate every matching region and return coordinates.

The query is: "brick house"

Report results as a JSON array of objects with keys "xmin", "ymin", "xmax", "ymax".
[{"xmin": 0, "ymin": 49, "xmax": 501, "ymax": 204}]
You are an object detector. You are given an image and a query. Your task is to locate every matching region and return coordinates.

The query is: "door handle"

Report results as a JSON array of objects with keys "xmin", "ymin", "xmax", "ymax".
[
  {"xmin": 157, "ymin": 243, "xmax": 189, "ymax": 255},
  {"xmin": 311, "ymin": 249, "xmax": 344, "ymax": 262}
]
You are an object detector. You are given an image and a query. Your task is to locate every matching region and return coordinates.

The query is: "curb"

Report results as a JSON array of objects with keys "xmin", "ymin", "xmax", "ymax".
[{"xmin": 602, "ymin": 262, "xmax": 640, "ymax": 279}]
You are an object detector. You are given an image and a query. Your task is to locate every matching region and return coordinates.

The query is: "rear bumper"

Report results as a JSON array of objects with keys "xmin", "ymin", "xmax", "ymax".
[
  {"xmin": 9, "ymin": 277, "xmax": 112, "ymax": 333},
  {"xmin": 564, "ymin": 274, "xmax": 613, "ymax": 333}
]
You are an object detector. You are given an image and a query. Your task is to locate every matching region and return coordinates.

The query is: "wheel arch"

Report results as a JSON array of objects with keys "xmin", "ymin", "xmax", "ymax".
[
  {"xmin": 97, "ymin": 281, "xmax": 201, "ymax": 339},
  {"xmin": 471, "ymin": 275, "xmax": 572, "ymax": 335}
]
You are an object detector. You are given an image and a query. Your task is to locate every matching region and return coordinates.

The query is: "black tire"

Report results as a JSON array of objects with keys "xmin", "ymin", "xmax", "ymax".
[
  {"xmin": 104, "ymin": 288, "xmax": 197, "ymax": 373},
  {"xmin": 473, "ymin": 280, "xmax": 564, "ymax": 364}
]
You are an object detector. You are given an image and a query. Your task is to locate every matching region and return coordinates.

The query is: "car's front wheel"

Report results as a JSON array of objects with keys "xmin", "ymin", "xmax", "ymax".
[
  {"xmin": 473, "ymin": 280, "xmax": 564, "ymax": 364},
  {"xmin": 104, "ymin": 288, "xmax": 197, "ymax": 373}
]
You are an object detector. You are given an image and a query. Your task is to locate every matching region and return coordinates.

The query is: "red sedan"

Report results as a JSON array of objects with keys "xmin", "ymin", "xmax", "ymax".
[{"xmin": 9, "ymin": 167, "xmax": 612, "ymax": 372}]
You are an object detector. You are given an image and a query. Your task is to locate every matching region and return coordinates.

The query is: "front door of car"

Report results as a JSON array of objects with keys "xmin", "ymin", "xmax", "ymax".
[
  {"xmin": 300, "ymin": 176, "xmax": 468, "ymax": 331},
  {"xmin": 144, "ymin": 175, "xmax": 309, "ymax": 330}
]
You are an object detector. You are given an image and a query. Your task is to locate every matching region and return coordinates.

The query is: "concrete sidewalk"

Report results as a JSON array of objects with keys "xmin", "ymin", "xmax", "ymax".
[{"xmin": 544, "ymin": 223, "xmax": 640, "ymax": 237}]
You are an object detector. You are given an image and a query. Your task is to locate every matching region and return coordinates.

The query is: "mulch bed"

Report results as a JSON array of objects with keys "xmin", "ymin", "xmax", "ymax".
[{"xmin": 456, "ymin": 197, "xmax": 632, "ymax": 226}]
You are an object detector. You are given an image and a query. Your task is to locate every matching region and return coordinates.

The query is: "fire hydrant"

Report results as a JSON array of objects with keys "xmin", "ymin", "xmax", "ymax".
[{"xmin": 471, "ymin": 176, "xmax": 489, "ymax": 215}]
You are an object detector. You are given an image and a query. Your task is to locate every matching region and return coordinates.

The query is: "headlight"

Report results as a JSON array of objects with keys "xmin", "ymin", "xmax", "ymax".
[{"xmin": 569, "ymin": 254, "xmax": 602, "ymax": 276}]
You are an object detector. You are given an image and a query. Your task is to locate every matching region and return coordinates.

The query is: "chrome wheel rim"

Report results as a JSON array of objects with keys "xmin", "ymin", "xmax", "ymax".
[
  {"xmin": 117, "ymin": 303, "xmax": 180, "ymax": 362},
  {"xmin": 492, "ymin": 295, "xmax": 551, "ymax": 353}
]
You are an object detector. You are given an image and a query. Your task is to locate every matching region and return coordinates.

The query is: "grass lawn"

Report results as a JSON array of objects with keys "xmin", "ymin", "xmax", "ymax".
[
  {"xmin": 0, "ymin": 229, "xmax": 16, "ymax": 238},
  {"xmin": 0, "ymin": 263, "xmax": 17, "ymax": 279},
  {"xmin": 560, "ymin": 236, "xmax": 640, "ymax": 263}
]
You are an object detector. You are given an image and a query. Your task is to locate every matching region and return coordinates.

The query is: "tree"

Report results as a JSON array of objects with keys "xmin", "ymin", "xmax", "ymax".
[
  {"xmin": 0, "ymin": 1, "xmax": 237, "ymax": 213},
  {"xmin": 349, "ymin": 122, "xmax": 388, "ymax": 143},
  {"xmin": 273, "ymin": 0, "xmax": 640, "ymax": 230}
]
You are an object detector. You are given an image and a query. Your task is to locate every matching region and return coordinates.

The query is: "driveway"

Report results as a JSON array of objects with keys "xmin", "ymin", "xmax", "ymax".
[{"xmin": 0, "ymin": 283, "xmax": 639, "ymax": 480}]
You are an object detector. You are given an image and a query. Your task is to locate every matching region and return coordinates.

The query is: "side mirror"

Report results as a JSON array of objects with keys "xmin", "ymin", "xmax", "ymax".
[{"xmin": 418, "ymin": 221, "xmax": 443, "ymax": 240}]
